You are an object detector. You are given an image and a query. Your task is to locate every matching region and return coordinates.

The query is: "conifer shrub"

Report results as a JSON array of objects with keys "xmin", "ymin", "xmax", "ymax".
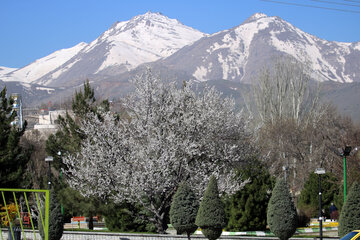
[
  {"xmin": 170, "ymin": 182, "xmax": 199, "ymax": 240},
  {"xmin": 196, "ymin": 176, "xmax": 226, "ymax": 240},
  {"xmin": 103, "ymin": 201, "xmax": 151, "ymax": 232},
  {"xmin": 39, "ymin": 190, "xmax": 64, "ymax": 240},
  {"xmin": 226, "ymin": 160, "xmax": 274, "ymax": 231},
  {"xmin": 267, "ymin": 178, "xmax": 297, "ymax": 240},
  {"xmin": 338, "ymin": 182, "xmax": 360, "ymax": 237}
]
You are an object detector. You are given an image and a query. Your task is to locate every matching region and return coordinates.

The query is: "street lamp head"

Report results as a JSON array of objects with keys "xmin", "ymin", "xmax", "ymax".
[
  {"xmin": 315, "ymin": 168, "xmax": 326, "ymax": 175},
  {"xmin": 45, "ymin": 156, "xmax": 54, "ymax": 162},
  {"xmin": 343, "ymin": 146, "xmax": 352, "ymax": 156}
]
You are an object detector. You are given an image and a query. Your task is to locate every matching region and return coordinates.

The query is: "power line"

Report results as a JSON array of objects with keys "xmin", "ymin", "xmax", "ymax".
[
  {"xmin": 344, "ymin": 0, "xmax": 360, "ymax": 3},
  {"xmin": 311, "ymin": 0, "xmax": 360, "ymax": 7},
  {"xmin": 260, "ymin": 0, "xmax": 360, "ymax": 13}
]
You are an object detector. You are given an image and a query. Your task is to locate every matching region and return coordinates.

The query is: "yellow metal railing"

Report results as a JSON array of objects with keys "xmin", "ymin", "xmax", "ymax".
[{"xmin": 0, "ymin": 189, "xmax": 49, "ymax": 240}]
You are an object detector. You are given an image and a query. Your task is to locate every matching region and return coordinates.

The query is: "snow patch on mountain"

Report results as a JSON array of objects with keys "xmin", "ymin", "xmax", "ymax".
[
  {"xmin": 30, "ymin": 11, "xmax": 207, "ymax": 87},
  {"xmin": 354, "ymin": 42, "xmax": 360, "ymax": 51},
  {"xmin": 93, "ymin": 12, "xmax": 206, "ymax": 73},
  {"xmin": 1, "ymin": 42, "xmax": 87, "ymax": 83},
  {"xmin": 0, "ymin": 66, "xmax": 17, "ymax": 75},
  {"xmin": 269, "ymin": 21, "xmax": 353, "ymax": 82}
]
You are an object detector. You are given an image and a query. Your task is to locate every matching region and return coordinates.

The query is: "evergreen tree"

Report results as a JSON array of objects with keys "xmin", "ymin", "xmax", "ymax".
[
  {"xmin": 267, "ymin": 178, "xmax": 297, "ymax": 240},
  {"xmin": 0, "ymin": 87, "xmax": 30, "ymax": 189},
  {"xmin": 103, "ymin": 201, "xmax": 152, "ymax": 233},
  {"xmin": 45, "ymin": 81, "xmax": 108, "ymax": 228},
  {"xmin": 39, "ymin": 190, "xmax": 64, "ymax": 240},
  {"xmin": 170, "ymin": 182, "xmax": 199, "ymax": 240},
  {"xmin": 298, "ymin": 172, "xmax": 341, "ymax": 220},
  {"xmin": 226, "ymin": 160, "xmax": 274, "ymax": 231},
  {"xmin": 338, "ymin": 182, "xmax": 360, "ymax": 237},
  {"xmin": 46, "ymin": 80, "xmax": 109, "ymax": 170},
  {"xmin": 196, "ymin": 176, "xmax": 226, "ymax": 240}
]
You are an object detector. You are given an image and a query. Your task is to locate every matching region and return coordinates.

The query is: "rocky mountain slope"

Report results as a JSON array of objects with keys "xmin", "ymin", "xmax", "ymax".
[{"xmin": 153, "ymin": 13, "xmax": 360, "ymax": 83}]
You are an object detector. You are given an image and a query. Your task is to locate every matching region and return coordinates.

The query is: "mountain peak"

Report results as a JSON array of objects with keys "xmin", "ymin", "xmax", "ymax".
[
  {"xmin": 247, "ymin": 12, "xmax": 268, "ymax": 21},
  {"xmin": 130, "ymin": 11, "xmax": 174, "ymax": 25}
]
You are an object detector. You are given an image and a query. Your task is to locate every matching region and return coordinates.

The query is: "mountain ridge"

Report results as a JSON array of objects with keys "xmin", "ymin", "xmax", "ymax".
[{"xmin": 0, "ymin": 12, "xmax": 359, "ymax": 123}]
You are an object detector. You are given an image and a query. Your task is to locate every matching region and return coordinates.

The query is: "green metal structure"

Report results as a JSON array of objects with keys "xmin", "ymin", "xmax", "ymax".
[{"xmin": 0, "ymin": 188, "xmax": 49, "ymax": 240}]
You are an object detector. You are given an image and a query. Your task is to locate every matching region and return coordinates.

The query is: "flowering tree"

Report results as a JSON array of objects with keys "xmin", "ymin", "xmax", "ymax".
[{"xmin": 63, "ymin": 69, "xmax": 253, "ymax": 233}]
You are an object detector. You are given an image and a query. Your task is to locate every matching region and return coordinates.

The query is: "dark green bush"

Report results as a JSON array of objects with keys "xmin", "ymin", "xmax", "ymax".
[
  {"xmin": 103, "ymin": 201, "xmax": 152, "ymax": 232},
  {"xmin": 338, "ymin": 182, "xmax": 360, "ymax": 237},
  {"xmin": 170, "ymin": 182, "xmax": 199, "ymax": 240},
  {"xmin": 267, "ymin": 178, "xmax": 297, "ymax": 240},
  {"xmin": 226, "ymin": 160, "xmax": 273, "ymax": 231}
]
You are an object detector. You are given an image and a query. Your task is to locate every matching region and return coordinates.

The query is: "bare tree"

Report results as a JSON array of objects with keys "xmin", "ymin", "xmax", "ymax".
[
  {"xmin": 252, "ymin": 57, "xmax": 355, "ymax": 192},
  {"xmin": 253, "ymin": 57, "xmax": 320, "ymax": 127}
]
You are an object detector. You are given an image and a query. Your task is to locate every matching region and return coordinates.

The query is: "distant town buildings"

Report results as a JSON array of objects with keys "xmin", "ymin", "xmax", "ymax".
[{"xmin": 34, "ymin": 110, "xmax": 67, "ymax": 130}]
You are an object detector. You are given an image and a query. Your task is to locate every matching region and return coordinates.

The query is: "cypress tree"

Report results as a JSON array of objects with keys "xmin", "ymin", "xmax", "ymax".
[
  {"xmin": 196, "ymin": 176, "xmax": 226, "ymax": 240},
  {"xmin": 170, "ymin": 182, "xmax": 199, "ymax": 240},
  {"xmin": 0, "ymin": 87, "xmax": 30, "ymax": 189},
  {"xmin": 267, "ymin": 178, "xmax": 297, "ymax": 240},
  {"xmin": 39, "ymin": 190, "xmax": 64, "ymax": 240},
  {"xmin": 338, "ymin": 182, "xmax": 360, "ymax": 237}
]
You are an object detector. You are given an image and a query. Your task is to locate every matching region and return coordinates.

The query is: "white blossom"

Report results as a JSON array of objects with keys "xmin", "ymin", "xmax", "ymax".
[{"xmin": 63, "ymin": 69, "xmax": 253, "ymax": 232}]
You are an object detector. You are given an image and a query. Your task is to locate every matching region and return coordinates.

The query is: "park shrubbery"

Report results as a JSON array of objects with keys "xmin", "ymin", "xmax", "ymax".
[
  {"xmin": 170, "ymin": 182, "xmax": 199, "ymax": 240},
  {"xmin": 339, "ymin": 182, "xmax": 360, "ymax": 237},
  {"xmin": 267, "ymin": 178, "xmax": 297, "ymax": 240},
  {"xmin": 196, "ymin": 176, "xmax": 226, "ymax": 240}
]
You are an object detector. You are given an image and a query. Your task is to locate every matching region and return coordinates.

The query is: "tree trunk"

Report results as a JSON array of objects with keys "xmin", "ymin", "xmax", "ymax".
[{"xmin": 88, "ymin": 214, "xmax": 94, "ymax": 230}]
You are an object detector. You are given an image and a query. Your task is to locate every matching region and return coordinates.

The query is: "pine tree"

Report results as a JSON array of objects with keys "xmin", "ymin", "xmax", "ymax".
[
  {"xmin": 39, "ymin": 190, "xmax": 64, "ymax": 240},
  {"xmin": 298, "ymin": 172, "xmax": 341, "ymax": 220},
  {"xmin": 267, "ymin": 178, "xmax": 297, "ymax": 240},
  {"xmin": 45, "ymin": 81, "xmax": 108, "ymax": 228},
  {"xmin": 338, "ymin": 182, "xmax": 360, "ymax": 237},
  {"xmin": 170, "ymin": 182, "xmax": 199, "ymax": 240},
  {"xmin": 226, "ymin": 160, "xmax": 274, "ymax": 231},
  {"xmin": 196, "ymin": 176, "xmax": 226, "ymax": 240},
  {"xmin": 0, "ymin": 87, "xmax": 30, "ymax": 189}
]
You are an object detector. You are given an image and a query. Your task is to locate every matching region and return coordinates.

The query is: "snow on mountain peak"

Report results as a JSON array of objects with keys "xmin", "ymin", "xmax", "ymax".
[
  {"xmin": 1, "ymin": 42, "xmax": 87, "ymax": 84},
  {"xmin": 90, "ymin": 12, "xmax": 207, "ymax": 73},
  {"xmin": 247, "ymin": 12, "xmax": 268, "ymax": 21}
]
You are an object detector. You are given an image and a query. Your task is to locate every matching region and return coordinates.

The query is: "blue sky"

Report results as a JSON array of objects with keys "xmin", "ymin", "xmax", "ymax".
[{"xmin": 1, "ymin": 0, "xmax": 359, "ymax": 68}]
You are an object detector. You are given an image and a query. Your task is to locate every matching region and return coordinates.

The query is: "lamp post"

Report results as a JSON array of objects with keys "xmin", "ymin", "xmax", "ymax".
[
  {"xmin": 315, "ymin": 168, "xmax": 326, "ymax": 240},
  {"xmin": 57, "ymin": 151, "xmax": 64, "ymax": 215},
  {"xmin": 334, "ymin": 146, "xmax": 359, "ymax": 202},
  {"xmin": 45, "ymin": 156, "xmax": 54, "ymax": 190}
]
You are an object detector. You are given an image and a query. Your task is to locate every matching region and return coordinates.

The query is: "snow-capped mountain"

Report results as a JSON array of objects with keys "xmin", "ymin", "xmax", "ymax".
[
  {"xmin": 0, "ymin": 42, "xmax": 87, "ymax": 83},
  {"xmin": 31, "ymin": 11, "xmax": 206, "ymax": 87},
  {"xmin": 0, "ymin": 66, "xmax": 18, "ymax": 75},
  {"xmin": 154, "ymin": 13, "xmax": 360, "ymax": 83},
  {"xmin": 1, "ymin": 12, "xmax": 360, "ymax": 114}
]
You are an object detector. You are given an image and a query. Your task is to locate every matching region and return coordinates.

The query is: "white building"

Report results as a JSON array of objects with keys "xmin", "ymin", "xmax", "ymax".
[{"xmin": 34, "ymin": 110, "xmax": 67, "ymax": 130}]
